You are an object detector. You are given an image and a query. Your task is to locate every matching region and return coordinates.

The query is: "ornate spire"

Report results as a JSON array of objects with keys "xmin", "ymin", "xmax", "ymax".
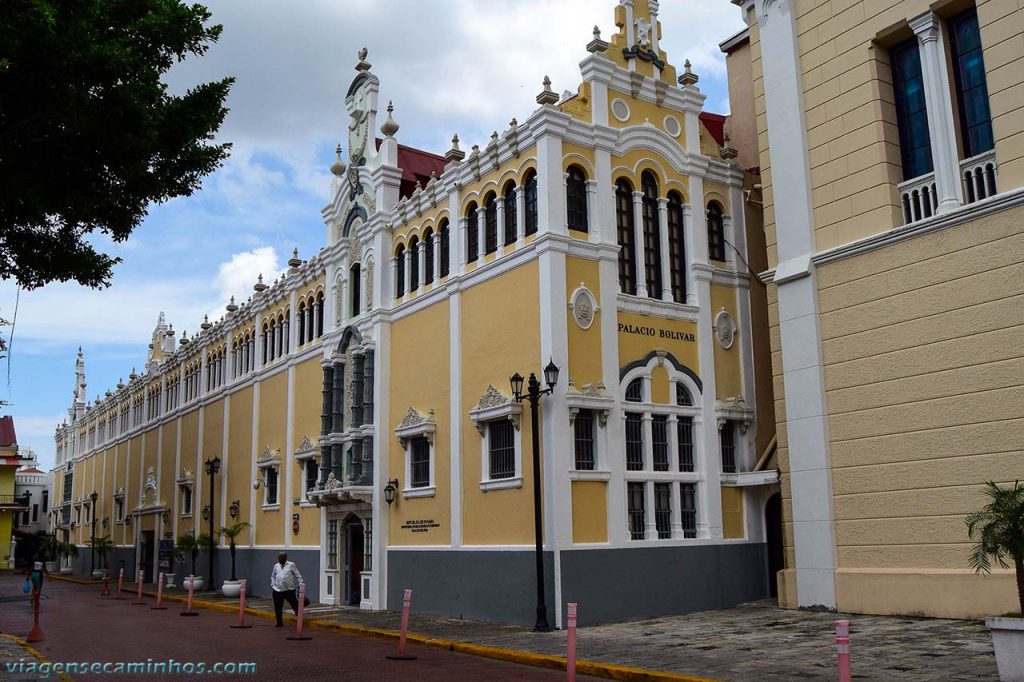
[
  {"xmin": 380, "ymin": 101, "xmax": 399, "ymax": 138},
  {"xmin": 226, "ymin": 296, "xmax": 238, "ymax": 313},
  {"xmin": 330, "ymin": 143, "xmax": 346, "ymax": 177},
  {"xmin": 536, "ymin": 76, "xmax": 559, "ymax": 105},
  {"xmin": 678, "ymin": 59, "xmax": 699, "ymax": 87},
  {"xmin": 445, "ymin": 133, "xmax": 465, "ymax": 164},
  {"xmin": 355, "ymin": 47, "xmax": 371, "ymax": 72},
  {"xmin": 288, "ymin": 248, "xmax": 302, "ymax": 269},
  {"xmin": 587, "ymin": 25, "xmax": 610, "ymax": 53},
  {"xmin": 253, "ymin": 274, "xmax": 268, "ymax": 293},
  {"xmin": 200, "ymin": 315, "xmax": 212, "ymax": 330}
]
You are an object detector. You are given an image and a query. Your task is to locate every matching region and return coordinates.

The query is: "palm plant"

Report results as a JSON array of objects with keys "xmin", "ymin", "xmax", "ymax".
[
  {"xmin": 966, "ymin": 481, "xmax": 1024, "ymax": 615},
  {"xmin": 58, "ymin": 541, "xmax": 78, "ymax": 566},
  {"xmin": 40, "ymin": 534, "xmax": 60, "ymax": 561},
  {"xmin": 88, "ymin": 534, "xmax": 116, "ymax": 569},
  {"xmin": 218, "ymin": 521, "xmax": 251, "ymax": 582},
  {"xmin": 175, "ymin": 532, "xmax": 212, "ymax": 576}
]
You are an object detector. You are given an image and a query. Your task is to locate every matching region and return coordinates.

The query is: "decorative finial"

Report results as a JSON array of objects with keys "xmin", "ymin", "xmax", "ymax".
[
  {"xmin": 226, "ymin": 296, "xmax": 238, "ymax": 313},
  {"xmin": 509, "ymin": 117, "xmax": 518, "ymax": 130},
  {"xmin": 537, "ymin": 75, "xmax": 559, "ymax": 105},
  {"xmin": 678, "ymin": 59, "xmax": 699, "ymax": 87},
  {"xmin": 489, "ymin": 131, "xmax": 499, "ymax": 147},
  {"xmin": 201, "ymin": 315, "xmax": 212, "ymax": 330},
  {"xmin": 288, "ymin": 248, "xmax": 302, "ymax": 269},
  {"xmin": 587, "ymin": 26, "xmax": 610, "ymax": 53},
  {"xmin": 254, "ymin": 274, "xmax": 268, "ymax": 292},
  {"xmin": 445, "ymin": 133, "xmax": 465, "ymax": 163},
  {"xmin": 330, "ymin": 143, "xmax": 346, "ymax": 177},
  {"xmin": 117, "ymin": 378, "xmax": 124, "ymax": 389},
  {"xmin": 380, "ymin": 100, "xmax": 399, "ymax": 137},
  {"xmin": 720, "ymin": 133, "xmax": 738, "ymax": 161},
  {"xmin": 356, "ymin": 47, "xmax": 371, "ymax": 71}
]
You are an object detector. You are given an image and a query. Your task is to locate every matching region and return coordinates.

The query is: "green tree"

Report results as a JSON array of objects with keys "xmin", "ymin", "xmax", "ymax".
[
  {"xmin": 966, "ymin": 481, "xmax": 1024, "ymax": 615},
  {"xmin": 88, "ymin": 534, "xmax": 116, "ymax": 570},
  {"xmin": 175, "ymin": 532, "xmax": 211, "ymax": 577},
  {"xmin": 218, "ymin": 521, "xmax": 250, "ymax": 581},
  {"xmin": 0, "ymin": 0, "xmax": 234, "ymax": 290}
]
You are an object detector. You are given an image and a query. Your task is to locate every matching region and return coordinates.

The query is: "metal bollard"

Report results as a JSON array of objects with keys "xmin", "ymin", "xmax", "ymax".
[
  {"xmin": 180, "ymin": 575, "xmax": 198, "ymax": 616},
  {"xmin": 151, "ymin": 572, "xmax": 167, "ymax": 610},
  {"xmin": 386, "ymin": 588, "xmax": 417, "ymax": 660},
  {"xmin": 286, "ymin": 582, "xmax": 312, "ymax": 640},
  {"xmin": 566, "ymin": 602, "xmax": 578, "ymax": 682},
  {"xmin": 133, "ymin": 569, "xmax": 145, "ymax": 605},
  {"xmin": 230, "ymin": 579, "xmax": 252, "ymax": 629},
  {"xmin": 836, "ymin": 620, "xmax": 852, "ymax": 682}
]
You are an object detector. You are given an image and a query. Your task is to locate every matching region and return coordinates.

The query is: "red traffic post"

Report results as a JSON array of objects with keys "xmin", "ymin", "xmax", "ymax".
[
  {"xmin": 112, "ymin": 568, "xmax": 127, "ymax": 600},
  {"xmin": 100, "ymin": 573, "xmax": 111, "ymax": 597},
  {"xmin": 133, "ymin": 569, "xmax": 146, "ymax": 605},
  {"xmin": 286, "ymin": 582, "xmax": 312, "ymax": 641},
  {"xmin": 836, "ymin": 620, "xmax": 852, "ymax": 682},
  {"xmin": 386, "ymin": 588, "xmax": 417, "ymax": 660},
  {"xmin": 566, "ymin": 602, "xmax": 578, "ymax": 682},
  {"xmin": 151, "ymin": 572, "xmax": 167, "ymax": 610},
  {"xmin": 180, "ymin": 575, "xmax": 199, "ymax": 617},
  {"xmin": 230, "ymin": 579, "xmax": 252, "ymax": 629},
  {"xmin": 26, "ymin": 590, "xmax": 44, "ymax": 643}
]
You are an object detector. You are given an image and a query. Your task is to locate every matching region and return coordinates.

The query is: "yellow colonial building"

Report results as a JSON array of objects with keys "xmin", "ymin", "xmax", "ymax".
[
  {"xmin": 52, "ymin": 0, "xmax": 780, "ymax": 625},
  {"xmin": 728, "ymin": 0, "xmax": 1024, "ymax": 618}
]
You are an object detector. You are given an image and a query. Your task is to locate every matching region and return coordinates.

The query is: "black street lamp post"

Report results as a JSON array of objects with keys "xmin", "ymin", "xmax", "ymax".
[
  {"xmin": 204, "ymin": 456, "xmax": 221, "ymax": 589},
  {"xmin": 89, "ymin": 490, "xmax": 98, "ymax": 573},
  {"xmin": 510, "ymin": 359, "xmax": 559, "ymax": 632}
]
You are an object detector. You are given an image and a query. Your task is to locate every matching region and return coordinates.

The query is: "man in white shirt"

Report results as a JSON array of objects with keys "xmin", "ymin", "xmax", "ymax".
[{"xmin": 270, "ymin": 552, "xmax": 303, "ymax": 627}]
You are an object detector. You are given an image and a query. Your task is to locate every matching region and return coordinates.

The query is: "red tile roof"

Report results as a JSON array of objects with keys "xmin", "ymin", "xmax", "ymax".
[
  {"xmin": 375, "ymin": 139, "xmax": 448, "ymax": 199},
  {"xmin": 700, "ymin": 112, "xmax": 727, "ymax": 147},
  {"xmin": 0, "ymin": 416, "xmax": 16, "ymax": 447},
  {"xmin": 19, "ymin": 467, "xmax": 45, "ymax": 474}
]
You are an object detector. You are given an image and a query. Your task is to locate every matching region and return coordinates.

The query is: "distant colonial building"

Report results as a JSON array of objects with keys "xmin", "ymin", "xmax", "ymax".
[
  {"xmin": 728, "ymin": 0, "xmax": 1024, "ymax": 618},
  {"xmin": 1, "ymin": 416, "xmax": 31, "ymax": 569},
  {"xmin": 51, "ymin": 0, "xmax": 780, "ymax": 625}
]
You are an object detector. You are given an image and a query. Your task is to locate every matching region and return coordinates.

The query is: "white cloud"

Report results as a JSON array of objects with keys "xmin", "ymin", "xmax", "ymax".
[{"xmin": 212, "ymin": 246, "xmax": 283, "ymax": 309}]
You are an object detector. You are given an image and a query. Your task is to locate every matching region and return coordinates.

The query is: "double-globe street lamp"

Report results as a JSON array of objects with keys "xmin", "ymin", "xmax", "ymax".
[
  {"xmin": 203, "ymin": 456, "xmax": 221, "ymax": 590},
  {"xmin": 509, "ymin": 359, "xmax": 559, "ymax": 632}
]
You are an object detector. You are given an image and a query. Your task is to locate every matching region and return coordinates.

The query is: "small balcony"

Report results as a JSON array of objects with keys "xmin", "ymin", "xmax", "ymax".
[
  {"xmin": 899, "ymin": 172, "xmax": 939, "ymax": 225},
  {"xmin": 309, "ymin": 441, "xmax": 374, "ymax": 505},
  {"xmin": 961, "ymin": 150, "xmax": 997, "ymax": 205},
  {"xmin": 0, "ymin": 493, "xmax": 30, "ymax": 510}
]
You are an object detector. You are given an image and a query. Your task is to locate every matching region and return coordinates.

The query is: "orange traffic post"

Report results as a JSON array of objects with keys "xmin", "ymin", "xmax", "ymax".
[
  {"xmin": 151, "ymin": 572, "xmax": 167, "ymax": 610},
  {"xmin": 112, "ymin": 568, "xmax": 127, "ymax": 600},
  {"xmin": 180, "ymin": 575, "xmax": 198, "ymax": 617},
  {"xmin": 286, "ymin": 582, "xmax": 312, "ymax": 641},
  {"xmin": 566, "ymin": 602, "xmax": 578, "ymax": 682},
  {"xmin": 386, "ymin": 588, "xmax": 417, "ymax": 660},
  {"xmin": 230, "ymin": 579, "xmax": 252, "ymax": 629},
  {"xmin": 836, "ymin": 620, "xmax": 852, "ymax": 682},
  {"xmin": 100, "ymin": 573, "xmax": 111, "ymax": 597},
  {"xmin": 133, "ymin": 569, "xmax": 146, "ymax": 605},
  {"xmin": 26, "ymin": 590, "xmax": 44, "ymax": 643}
]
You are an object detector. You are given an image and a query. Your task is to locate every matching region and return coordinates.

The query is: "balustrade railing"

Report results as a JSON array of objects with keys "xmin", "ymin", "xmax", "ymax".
[
  {"xmin": 961, "ymin": 150, "xmax": 997, "ymax": 204},
  {"xmin": 899, "ymin": 172, "xmax": 938, "ymax": 225}
]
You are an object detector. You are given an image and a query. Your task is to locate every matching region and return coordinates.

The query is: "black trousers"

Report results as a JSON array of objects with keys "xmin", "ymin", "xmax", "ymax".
[{"xmin": 272, "ymin": 588, "xmax": 298, "ymax": 625}]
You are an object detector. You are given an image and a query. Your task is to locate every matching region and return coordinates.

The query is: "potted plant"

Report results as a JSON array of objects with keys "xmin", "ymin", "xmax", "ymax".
[
  {"xmin": 40, "ymin": 535, "xmax": 60, "ymax": 573},
  {"xmin": 175, "ymin": 532, "xmax": 211, "ymax": 591},
  {"xmin": 88, "ymin": 535, "xmax": 115, "ymax": 579},
  {"xmin": 57, "ymin": 541, "xmax": 78, "ymax": 575},
  {"xmin": 218, "ymin": 521, "xmax": 251, "ymax": 597},
  {"xmin": 966, "ymin": 480, "xmax": 1024, "ymax": 682}
]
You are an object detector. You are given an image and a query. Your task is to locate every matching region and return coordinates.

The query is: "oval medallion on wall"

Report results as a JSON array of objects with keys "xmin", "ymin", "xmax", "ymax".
[{"xmin": 715, "ymin": 309, "xmax": 736, "ymax": 349}]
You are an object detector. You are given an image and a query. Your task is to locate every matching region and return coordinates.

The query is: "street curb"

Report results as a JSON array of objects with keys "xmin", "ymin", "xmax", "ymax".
[
  {"xmin": 0, "ymin": 633, "xmax": 74, "ymax": 682},
  {"xmin": 49, "ymin": 575, "xmax": 720, "ymax": 682}
]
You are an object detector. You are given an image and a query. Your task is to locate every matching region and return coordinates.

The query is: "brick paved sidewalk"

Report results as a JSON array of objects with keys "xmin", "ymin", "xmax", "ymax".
[{"xmin": 163, "ymin": 585, "xmax": 998, "ymax": 681}]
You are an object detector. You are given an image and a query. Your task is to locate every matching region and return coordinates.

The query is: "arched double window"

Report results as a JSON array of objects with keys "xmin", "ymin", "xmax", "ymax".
[
  {"xmin": 667, "ymin": 191, "xmax": 687, "ymax": 304},
  {"xmin": 409, "ymin": 236, "xmax": 420, "ymax": 292},
  {"xmin": 439, "ymin": 219, "xmax": 450, "ymax": 278},
  {"xmin": 350, "ymin": 263, "xmax": 361, "ymax": 317},
  {"xmin": 315, "ymin": 292, "xmax": 324, "ymax": 337},
  {"xmin": 503, "ymin": 182, "xmax": 518, "ymax": 245},
  {"xmin": 641, "ymin": 171, "xmax": 662, "ymax": 298},
  {"xmin": 297, "ymin": 300, "xmax": 307, "ymax": 346},
  {"xmin": 707, "ymin": 201, "xmax": 726, "ymax": 262},
  {"xmin": 484, "ymin": 192, "xmax": 498, "ymax": 254},
  {"xmin": 566, "ymin": 165, "xmax": 589, "ymax": 232},
  {"xmin": 423, "ymin": 228, "xmax": 435, "ymax": 284},
  {"xmin": 466, "ymin": 203, "xmax": 479, "ymax": 263},
  {"xmin": 395, "ymin": 244, "xmax": 406, "ymax": 297},
  {"xmin": 616, "ymin": 179, "xmax": 637, "ymax": 295},
  {"xmin": 524, "ymin": 170, "xmax": 538, "ymax": 236}
]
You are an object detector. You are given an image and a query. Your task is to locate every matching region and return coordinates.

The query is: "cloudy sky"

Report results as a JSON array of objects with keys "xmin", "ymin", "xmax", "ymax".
[{"xmin": 0, "ymin": 0, "xmax": 745, "ymax": 469}]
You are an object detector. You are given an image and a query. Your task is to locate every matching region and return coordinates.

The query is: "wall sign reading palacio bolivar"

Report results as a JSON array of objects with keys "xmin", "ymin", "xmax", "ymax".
[{"xmin": 50, "ymin": 0, "xmax": 778, "ymax": 627}]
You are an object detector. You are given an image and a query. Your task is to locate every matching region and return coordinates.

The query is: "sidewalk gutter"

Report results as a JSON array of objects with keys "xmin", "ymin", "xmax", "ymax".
[
  {"xmin": 48, "ymin": 575, "xmax": 719, "ymax": 682},
  {"xmin": 0, "ymin": 633, "xmax": 74, "ymax": 682}
]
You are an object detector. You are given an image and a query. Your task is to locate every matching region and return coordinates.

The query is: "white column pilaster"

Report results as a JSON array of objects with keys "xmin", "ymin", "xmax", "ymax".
[
  {"xmin": 657, "ymin": 197, "xmax": 672, "ymax": 300},
  {"xmin": 495, "ymin": 197, "xmax": 506, "ymax": 255},
  {"xmin": 632, "ymin": 191, "xmax": 648, "ymax": 297}
]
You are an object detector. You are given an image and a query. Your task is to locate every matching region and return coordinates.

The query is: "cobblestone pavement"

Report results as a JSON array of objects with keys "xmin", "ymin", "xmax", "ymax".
[
  {"xmin": 0, "ymin": 574, "xmax": 602, "ymax": 681},
  {"xmin": 184, "ymin": 587, "xmax": 999, "ymax": 681},
  {"xmin": 0, "ymin": 633, "xmax": 50, "ymax": 682}
]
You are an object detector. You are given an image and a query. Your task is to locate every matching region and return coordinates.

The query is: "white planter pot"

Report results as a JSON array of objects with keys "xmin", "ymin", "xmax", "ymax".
[
  {"xmin": 165, "ymin": 573, "xmax": 177, "ymax": 589},
  {"xmin": 988, "ymin": 617, "xmax": 1024, "ymax": 682},
  {"xmin": 91, "ymin": 569, "xmax": 105, "ymax": 579},
  {"xmin": 45, "ymin": 561, "xmax": 59, "ymax": 573},
  {"xmin": 59, "ymin": 566, "xmax": 73, "ymax": 575},
  {"xmin": 221, "ymin": 580, "xmax": 242, "ymax": 598},
  {"xmin": 182, "ymin": 575, "xmax": 204, "ymax": 591}
]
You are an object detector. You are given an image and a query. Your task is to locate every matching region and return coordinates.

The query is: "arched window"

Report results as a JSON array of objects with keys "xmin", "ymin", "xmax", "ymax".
[
  {"xmin": 707, "ymin": 201, "xmax": 726, "ymax": 262},
  {"xmin": 466, "ymin": 203, "xmax": 479, "ymax": 263},
  {"xmin": 262, "ymin": 324, "xmax": 270, "ymax": 364},
  {"xmin": 268, "ymin": 320, "xmax": 277, "ymax": 361},
  {"xmin": 503, "ymin": 182, "xmax": 517, "ymax": 245},
  {"xmin": 641, "ymin": 171, "xmax": 662, "ymax": 298},
  {"xmin": 524, "ymin": 170, "xmax": 538, "ymax": 235},
  {"xmin": 350, "ymin": 263, "xmax": 361, "ymax": 317},
  {"xmin": 409, "ymin": 236, "xmax": 420, "ymax": 291},
  {"xmin": 566, "ymin": 165, "xmax": 589, "ymax": 232},
  {"xmin": 667, "ymin": 191, "xmax": 687, "ymax": 304},
  {"xmin": 675, "ymin": 383, "xmax": 693, "ymax": 406},
  {"xmin": 297, "ymin": 301, "xmax": 307, "ymax": 346},
  {"xmin": 315, "ymin": 292, "xmax": 324, "ymax": 337},
  {"xmin": 625, "ymin": 377, "xmax": 644, "ymax": 402},
  {"xmin": 439, "ymin": 219, "xmax": 450, "ymax": 278},
  {"xmin": 616, "ymin": 179, "xmax": 637, "ymax": 295},
  {"xmin": 306, "ymin": 297, "xmax": 315, "ymax": 341},
  {"xmin": 395, "ymin": 244, "xmax": 406, "ymax": 297},
  {"xmin": 484, "ymin": 193, "xmax": 498, "ymax": 254},
  {"xmin": 423, "ymin": 228, "xmax": 435, "ymax": 284}
]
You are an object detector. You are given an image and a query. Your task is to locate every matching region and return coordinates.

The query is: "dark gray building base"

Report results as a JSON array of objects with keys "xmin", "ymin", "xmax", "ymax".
[{"xmin": 388, "ymin": 543, "xmax": 768, "ymax": 626}]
